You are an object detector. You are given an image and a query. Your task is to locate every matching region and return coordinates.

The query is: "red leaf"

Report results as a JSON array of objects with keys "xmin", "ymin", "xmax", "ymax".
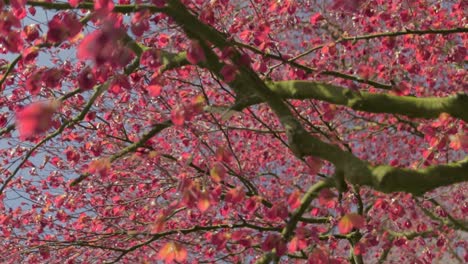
[
  {"xmin": 147, "ymin": 84, "xmax": 162, "ymax": 97},
  {"xmin": 22, "ymin": 47, "xmax": 39, "ymax": 64},
  {"xmin": 288, "ymin": 235, "xmax": 307, "ymax": 253},
  {"xmin": 158, "ymin": 34, "xmax": 169, "ymax": 47},
  {"xmin": 38, "ymin": 247, "xmax": 50, "ymax": 260},
  {"xmin": 0, "ymin": 115, "xmax": 7, "ymax": 127},
  {"xmin": 131, "ymin": 11, "xmax": 150, "ymax": 37},
  {"xmin": 267, "ymin": 202, "xmax": 288, "ymax": 220},
  {"xmin": 25, "ymin": 69, "xmax": 43, "ymax": 95},
  {"xmin": 77, "ymin": 24, "xmax": 132, "ymax": 67},
  {"xmin": 171, "ymin": 106, "xmax": 185, "ymax": 126},
  {"xmin": 10, "ymin": 0, "xmax": 27, "ymax": 19},
  {"xmin": 157, "ymin": 242, "xmax": 187, "ymax": 263},
  {"xmin": 140, "ymin": 49, "xmax": 162, "ymax": 69},
  {"xmin": 3, "ymin": 31, "xmax": 23, "ymax": 53},
  {"xmin": 450, "ymin": 134, "xmax": 468, "ymax": 151},
  {"xmin": 318, "ymin": 188, "xmax": 337, "ymax": 208},
  {"xmin": 16, "ymin": 102, "xmax": 57, "ymax": 140},
  {"xmin": 287, "ymin": 190, "xmax": 301, "ymax": 210},
  {"xmin": 210, "ymin": 162, "xmax": 226, "ymax": 183},
  {"xmin": 65, "ymin": 147, "xmax": 80, "ymax": 163},
  {"xmin": 28, "ymin": 6, "xmax": 36, "ymax": 16},
  {"xmin": 94, "ymin": 0, "xmax": 114, "ymax": 14},
  {"xmin": 41, "ymin": 68, "xmax": 62, "ymax": 89},
  {"xmin": 262, "ymin": 234, "xmax": 286, "ymax": 256},
  {"xmin": 338, "ymin": 213, "xmax": 365, "ymax": 234},
  {"xmin": 47, "ymin": 12, "xmax": 82, "ymax": 43},
  {"xmin": 244, "ymin": 196, "xmax": 260, "ymax": 213},
  {"xmin": 354, "ymin": 242, "xmax": 365, "ymax": 255},
  {"xmin": 308, "ymin": 249, "xmax": 329, "ymax": 264},
  {"xmin": 87, "ymin": 158, "xmax": 111, "ymax": 177},
  {"xmin": 152, "ymin": 0, "xmax": 166, "ymax": 8},
  {"xmin": 23, "ymin": 24, "xmax": 40, "ymax": 42},
  {"xmin": 149, "ymin": 216, "xmax": 166, "ymax": 234},
  {"xmin": 331, "ymin": 0, "xmax": 364, "ymax": 12},
  {"xmin": 69, "ymin": 0, "xmax": 81, "ymax": 7},
  {"xmin": 77, "ymin": 67, "xmax": 96, "ymax": 90},
  {"xmin": 197, "ymin": 191, "xmax": 211, "ymax": 212},
  {"xmin": 215, "ymin": 146, "xmax": 232, "ymax": 163},
  {"xmin": 304, "ymin": 156, "xmax": 323, "ymax": 175},
  {"xmin": 211, "ymin": 232, "xmax": 228, "ymax": 250},
  {"xmin": 220, "ymin": 64, "xmax": 238, "ymax": 83},
  {"xmin": 225, "ymin": 187, "xmax": 245, "ymax": 204},
  {"xmin": 186, "ymin": 41, "xmax": 206, "ymax": 64},
  {"xmin": 310, "ymin": 13, "xmax": 323, "ymax": 25},
  {"xmin": 262, "ymin": 234, "xmax": 278, "ymax": 251}
]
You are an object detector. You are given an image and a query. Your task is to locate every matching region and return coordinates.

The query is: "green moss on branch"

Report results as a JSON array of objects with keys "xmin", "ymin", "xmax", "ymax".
[
  {"xmin": 369, "ymin": 157, "xmax": 468, "ymax": 195},
  {"xmin": 268, "ymin": 81, "xmax": 468, "ymax": 122},
  {"xmin": 295, "ymin": 131, "xmax": 468, "ymax": 195}
]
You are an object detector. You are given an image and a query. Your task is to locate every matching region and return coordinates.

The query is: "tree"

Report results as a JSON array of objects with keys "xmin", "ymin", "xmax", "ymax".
[{"xmin": 0, "ymin": 0, "xmax": 466, "ymax": 263}]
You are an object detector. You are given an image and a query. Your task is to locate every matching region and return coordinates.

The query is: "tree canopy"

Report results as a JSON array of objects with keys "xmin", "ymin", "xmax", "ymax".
[{"xmin": 0, "ymin": 0, "xmax": 467, "ymax": 263}]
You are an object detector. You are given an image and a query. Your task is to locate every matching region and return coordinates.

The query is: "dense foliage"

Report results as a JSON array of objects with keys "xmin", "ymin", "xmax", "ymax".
[{"xmin": 0, "ymin": 0, "xmax": 467, "ymax": 263}]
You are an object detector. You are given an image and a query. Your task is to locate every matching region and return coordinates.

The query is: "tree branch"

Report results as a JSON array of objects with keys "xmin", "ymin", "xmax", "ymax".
[
  {"xmin": 284, "ymin": 27, "xmax": 468, "ymax": 63},
  {"xmin": 290, "ymin": 128, "xmax": 468, "ymax": 195},
  {"xmin": 25, "ymin": 1, "xmax": 164, "ymax": 13},
  {"xmin": 0, "ymin": 84, "xmax": 107, "ymax": 195},
  {"xmin": 70, "ymin": 120, "xmax": 172, "ymax": 186},
  {"xmin": 160, "ymin": 0, "xmax": 468, "ymax": 196},
  {"xmin": 266, "ymin": 81, "xmax": 468, "ymax": 122}
]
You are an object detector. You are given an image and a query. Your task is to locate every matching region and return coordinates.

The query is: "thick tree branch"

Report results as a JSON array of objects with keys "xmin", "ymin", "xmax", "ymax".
[
  {"xmin": 267, "ymin": 81, "xmax": 468, "ymax": 122},
  {"xmin": 295, "ymin": 130, "xmax": 468, "ymax": 195},
  {"xmin": 160, "ymin": 0, "xmax": 468, "ymax": 196},
  {"xmin": 367, "ymin": 158, "xmax": 468, "ymax": 194},
  {"xmin": 116, "ymin": 44, "xmax": 468, "ymax": 123},
  {"xmin": 1, "ymin": 1, "xmax": 463, "ymax": 263}
]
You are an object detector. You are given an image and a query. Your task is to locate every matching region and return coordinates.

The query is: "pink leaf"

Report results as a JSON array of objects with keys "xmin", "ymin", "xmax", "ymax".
[
  {"xmin": 69, "ymin": 0, "xmax": 81, "ymax": 7},
  {"xmin": 310, "ymin": 13, "xmax": 323, "ymax": 25},
  {"xmin": 318, "ymin": 189, "xmax": 337, "ymax": 208},
  {"xmin": 171, "ymin": 106, "xmax": 185, "ymax": 126},
  {"xmin": 147, "ymin": 84, "xmax": 162, "ymax": 97},
  {"xmin": 215, "ymin": 146, "xmax": 232, "ymax": 163},
  {"xmin": 225, "ymin": 187, "xmax": 245, "ymax": 204},
  {"xmin": 210, "ymin": 162, "xmax": 226, "ymax": 183},
  {"xmin": 338, "ymin": 213, "xmax": 365, "ymax": 234},
  {"xmin": 157, "ymin": 242, "xmax": 187, "ymax": 263},
  {"xmin": 197, "ymin": 191, "xmax": 211, "ymax": 212},
  {"xmin": 47, "ymin": 12, "xmax": 82, "ymax": 43},
  {"xmin": 450, "ymin": 134, "xmax": 468, "ymax": 151},
  {"xmin": 220, "ymin": 64, "xmax": 238, "ymax": 83},
  {"xmin": 186, "ymin": 41, "xmax": 206, "ymax": 64},
  {"xmin": 152, "ymin": 0, "xmax": 166, "ymax": 8},
  {"xmin": 287, "ymin": 190, "xmax": 301, "ymax": 210},
  {"xmin": 87, "ymin": 159, "xmax": 111, "ymax": 177},
  {"xmin": 10, "ymin": 0, "xmax": 27, "ymax": 19},
  {"xmin": 78, "ymin": 67, "xmax": 96, "ymax": 90},
  {"xmin": 16, "ymin": 102, "xmax": 57, "ymax": 140},
  {"xmin": 304, "ymin": 156, "xmax": 323, "ymax": 175},
  {"xmin": 94, "ymin": 0, "xmax": 114, "ymax": 14}
]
